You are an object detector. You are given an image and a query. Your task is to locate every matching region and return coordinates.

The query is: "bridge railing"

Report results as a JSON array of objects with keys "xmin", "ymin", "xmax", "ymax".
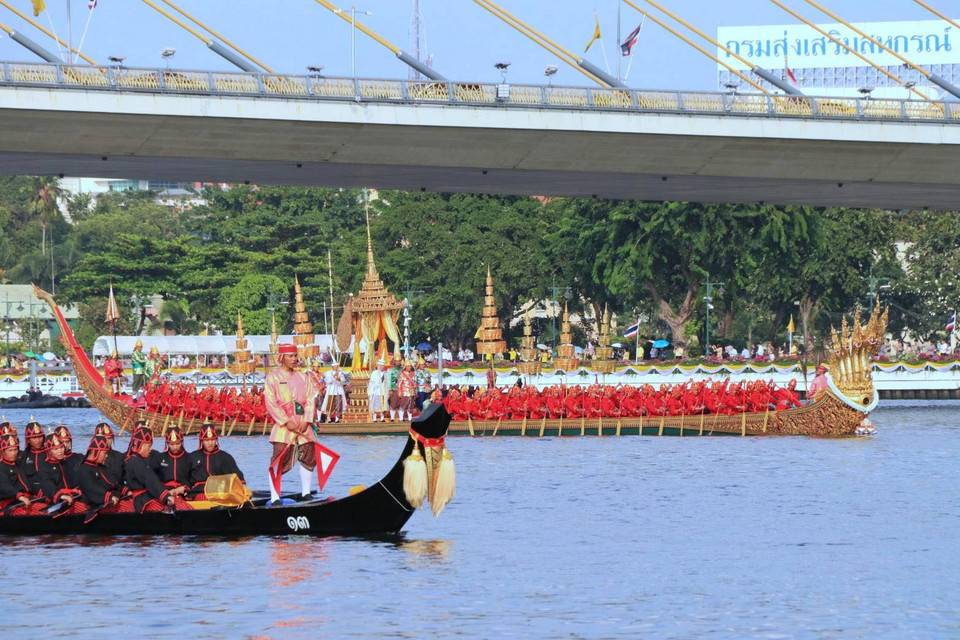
[{"xmin": 2, "ymin": 61, "xmax": 959, "ymax": 123}]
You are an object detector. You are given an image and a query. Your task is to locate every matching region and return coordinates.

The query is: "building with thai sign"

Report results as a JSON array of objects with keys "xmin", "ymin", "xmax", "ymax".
[{"xmin": 717, "ymin": 19, "xmax": 959, "ymax": 99}]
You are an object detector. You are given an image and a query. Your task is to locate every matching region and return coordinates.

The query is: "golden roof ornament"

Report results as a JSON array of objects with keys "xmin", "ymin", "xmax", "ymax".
[
  {"xmin": 292, "ymin": 276, "xmax": 319, "ymax": 360},
  {"xmin": 554, "ymin": 302, "xmax": 581, "ymax": 372},
  {"xmin": 475, "ymin": 267, "xmax": 507, "ymax": 358},
  {"xmin": 230, "ymin": 311, "xmax": 257, "ymax": 375},
  {"xmin": 353, "ymin": 211, "xmax": 406, "ymax": 315},
  {"xmin": 592, "ymin": 304, "xmax": 616, "ymax": 374},
  {"xmin": 517, "ymin": 308, "xmax": 542, "ymax": 376}
]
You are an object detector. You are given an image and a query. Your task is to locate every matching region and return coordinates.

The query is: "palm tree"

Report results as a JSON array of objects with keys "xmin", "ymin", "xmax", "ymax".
[{"xmin": 21, "ymin": 176, "xmax": 64, "ymax": 256}]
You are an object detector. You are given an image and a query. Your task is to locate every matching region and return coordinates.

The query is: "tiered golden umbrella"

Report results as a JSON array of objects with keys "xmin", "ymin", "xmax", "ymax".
[
  {"xmin": 554, "ymin": 302, "xmax": 581, "ymax": 371},
  {"xmin": 230, "ymin": 312, "xmax": 257, "ymax": 375},
  {"xmin": 292, "ymin": 276, "xmax": 319, "ymax": 360},
  {"xmin": 517, "ymin": 309, "xmax": 542, "ymax": 375},
  {"xmin": 592, "ymin": 304, "xmax": 616, "ymax": 374},
  {"xmin": 474, "ymin": 267, "xmax": 507, "ymax": 359}
]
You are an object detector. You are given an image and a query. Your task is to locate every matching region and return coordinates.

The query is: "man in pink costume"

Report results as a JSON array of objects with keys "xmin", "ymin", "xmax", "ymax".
[{"xmin": 264, "ymin": 344, "xmax": 320, "ymax": 503}]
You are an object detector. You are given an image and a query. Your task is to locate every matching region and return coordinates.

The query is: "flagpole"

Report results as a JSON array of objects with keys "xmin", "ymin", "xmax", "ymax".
[
  {"xmin": 635, "ymin": 314, "xmax": 641, "ymax": 364},
  {"xmin": 596, "ymin": 11, "xmax": 612, "ymax": 75},
  {"xmin": 66, "ymin": 0, "xmax": 72, "ymax": 64},
  {"xmin": 617, "ymin": 0, "xmax": 623, "ymax": 80},
  {"xmin": 76, "ymin": 1, "xmax": 97, "ymax": 60}
]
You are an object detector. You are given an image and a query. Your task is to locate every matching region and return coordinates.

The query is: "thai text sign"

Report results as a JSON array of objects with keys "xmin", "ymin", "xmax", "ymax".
[{"xmin": 717, "ymin": 20, "xmax": 957, "ymax": 70}]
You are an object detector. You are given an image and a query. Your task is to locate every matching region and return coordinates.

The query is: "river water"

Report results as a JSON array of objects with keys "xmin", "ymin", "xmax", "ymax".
[{"xmin": 1, "ymin": 402, "xmax": 958, "ymax": 639}]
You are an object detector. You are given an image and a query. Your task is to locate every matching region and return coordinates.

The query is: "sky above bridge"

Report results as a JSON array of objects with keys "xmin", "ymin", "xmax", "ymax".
[{"xmin": 0, "ymin": 0, "xmax": 944, "ymax": 90}]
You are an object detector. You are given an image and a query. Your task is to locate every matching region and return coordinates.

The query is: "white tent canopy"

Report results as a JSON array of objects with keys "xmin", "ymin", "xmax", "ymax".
[{"xmin": 92, "ymin": 334, "xmax": 352, "ymax": 358}]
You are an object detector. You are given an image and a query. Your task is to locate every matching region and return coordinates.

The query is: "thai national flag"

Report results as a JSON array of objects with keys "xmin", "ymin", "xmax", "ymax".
[
  {"xmin": 89, "ymin": 0, "xmax": 97, "ymax": 8},
  {"xmin": 623, "ymin": 321, "xmax": 640, "ymax": 339},
  {"xmin": 946, "ymin": 312, "xmax": 956, "ymax": 332},
  {"xmin": 621, "ymin": 23, "xmax": 643, "ymax": 57}
]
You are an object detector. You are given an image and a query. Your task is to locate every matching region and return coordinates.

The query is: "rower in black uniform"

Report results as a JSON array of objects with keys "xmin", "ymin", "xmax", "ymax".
[
  {"xmin": 94, "ymin": 421, "xmax": 125, "ymax": 487},
  {"xmin": 77, "ymin": 435, "xmax": 128, "ymax": 511},
  {"xmin": 123, "ymin": 426, "xmax": 185, "ymax": 513},
  {"xmin": 20, "ymin": 419, "xmax": 46, "ymax": 493},
  {"xmin": 37, "ymin": 433, "xmax": 85, "ymax": 514},
  {"xmin": 189, "ymin": 423, "xmax": 244, "ymax": 499},
  {"xmin": 157, "ymin": 427, "xmax": 191, "ymax": 491}
]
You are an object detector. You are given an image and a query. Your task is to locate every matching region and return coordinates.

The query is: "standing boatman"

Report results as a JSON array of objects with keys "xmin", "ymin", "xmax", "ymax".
[
  {"xmin": 131, "ymin": 339, "xmax": 147, "ymax": 397},
  {"xmin": 264, "ymin": 344, "xmax": 321, "ymax": 503}
]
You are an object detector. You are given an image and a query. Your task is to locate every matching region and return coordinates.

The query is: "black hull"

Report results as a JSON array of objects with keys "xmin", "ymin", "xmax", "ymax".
[{"xmin": 0, "ymin": 404, "xmax": 451, "ymax": 538}]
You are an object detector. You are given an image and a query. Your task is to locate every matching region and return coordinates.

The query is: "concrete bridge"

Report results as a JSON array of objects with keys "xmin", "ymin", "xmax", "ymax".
[{"xmin": 1, "ymin": 62, "xmax": 959, "ymax": 209}]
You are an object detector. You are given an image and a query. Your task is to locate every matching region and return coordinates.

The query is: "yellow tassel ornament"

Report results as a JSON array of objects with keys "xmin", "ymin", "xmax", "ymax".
[
  {"xmin": 431, "ymin": 446, "xmax": 456, "ymax": 517},
  {"xmin": 402, "ymin": 439, "xmax": 428, "ymax": 508}
]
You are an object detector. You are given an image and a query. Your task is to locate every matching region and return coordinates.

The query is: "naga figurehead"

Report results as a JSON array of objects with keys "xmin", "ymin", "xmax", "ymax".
[{"xmin": 826, "ymin": 299, "xmax": 888, "ymax": 414}]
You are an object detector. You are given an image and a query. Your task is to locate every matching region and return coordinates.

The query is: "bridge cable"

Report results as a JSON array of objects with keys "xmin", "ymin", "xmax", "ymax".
[
  {"xmin": 138, "ymin": 0, "xmax": 263, "ymax": 73},
  {"xmin": 0, "ymin": 20, "xmax": 60, "ymax": 63},
  {"xmin": 801, "ymin": 0, "xmax": 960, "ymax": 100},
  {"xmin": 473, "ymin": 0, "xmax": 622, "ymax": 88},
  {"xmin": 630, "ymin": 0, "xmax": 801, "ymax": 95},
  {"xmin": 158, "ymin": 0, "xmax": 274, "ymax": 73},
  {"xmin": 620, "ymin": 0, "xmax": 768, "ymax": 94},
  {"xmin": 473, "ymin": 0, "xmax": 601, "ymax": 85},
  {"xmin": 768, "ymin": 0, "xmax": 933, "ymax": 101},
  {"xmin": 309, "ymin": 0, "xmax": 447, "ymax": 82},
  {"xmin": 0, "ymin": 0, "xmax": 96, "ymax": 64}
]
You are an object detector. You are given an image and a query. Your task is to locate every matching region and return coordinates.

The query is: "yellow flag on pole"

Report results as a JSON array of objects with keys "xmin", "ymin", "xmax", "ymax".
[
  {"xmin": 584, "ymin": 15, "xmax": 602, "ymax": 53},
  {"xmin": 787, "ymin": 314, "xmax": 795, "ymax": 333},
  {"xmin": 32, "ymin": 0, "xmax": 46, "ymax": 17}
]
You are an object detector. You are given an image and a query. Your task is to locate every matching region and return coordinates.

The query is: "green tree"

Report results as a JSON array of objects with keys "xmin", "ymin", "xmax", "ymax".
[
  {"xmin": 369, "ymin": 191, "xmax": 554, "ymax": 349},
  {"xmin": 217, "ymin": 273, "xmax": 290, "ymax": 335}
]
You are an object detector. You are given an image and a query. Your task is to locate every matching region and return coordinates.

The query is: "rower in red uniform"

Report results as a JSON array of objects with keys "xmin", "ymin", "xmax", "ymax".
[
  {"xmin": 20, "ymin": 419, "xmax": 46, "ymax": 493},
  {"xmin": 77, "ymin": 435, "xmax": 128, "ymax": 511},
  {"xmin": 157, "ymin": 427, "xmax": 191, "ymax": 493},
  {"xmin": 123, "ymin": 426, "xmax": 185, "ymax": 513},
  {"xmin": 188, "ymin": 423, "xmax": 244, "ymax": 500},
  {"xmin": 37, "ymin": 433, "xmax": 86, "ymax": 514},
  {"xmin": 0, "ymin": 434, "xmax": 45, "ymax": 515}
]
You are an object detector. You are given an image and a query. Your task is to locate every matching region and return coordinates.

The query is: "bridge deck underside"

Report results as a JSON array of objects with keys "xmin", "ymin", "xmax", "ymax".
[{"xmin": 0, "ymin": 102, "xmax": 958, "ymax": 209}]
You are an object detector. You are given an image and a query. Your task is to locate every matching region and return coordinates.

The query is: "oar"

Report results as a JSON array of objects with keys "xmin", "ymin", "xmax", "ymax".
[
  {"xmin": 46, "ymin": 501, "xmax": 66, "ymax": 515},
  {"xmin": 2, "ymin": 496, "xmax": 44, "ymax": 516},
  {"xmin": 117, "ymin": 406, "xmax": 138, "ymax": 436},
  {"xmin": 83, "ymin": 502, "xmax": 111, "ymax": 524}
]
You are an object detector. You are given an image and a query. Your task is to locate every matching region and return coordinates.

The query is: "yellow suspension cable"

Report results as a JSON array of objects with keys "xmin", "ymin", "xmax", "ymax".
[
  {"xmin": 139, "ymin": 0, "xmax": 211, "ymax": 45},
  {"xmin": 159, "ymin": 0, "xmax": 273, "ymax": 72},
  {"xmin": 913, "ymin": 0, "xmax": 960, "ymax": 32},
  {"xmin": 621, "ymin": 0, "xmax": 768, "ymax": 94},
  {"xmin": 309, "ymin": 0, "xmax": 400, "ymax": 55},
  {"xmin": 802, "ymin": 0, "xmax": 931, "ymax": 78},
  {"xmin": 474, "ymin": 1, "xmax": 586, "ymax": 73},
  {"xmin": 473, "ymin": 0, "xmax": 606, "ymax": 87},
  {"xmin": 0, "ymin": 20, "xmax": 12, "ymax": 35},
  {"xmin": 637, "ymin": 0, "xmax": 758, "ymax": 71},
  {"xmin": 769, "ymin": 0, "xmax": 931, "ymax": 101},
  {"xmin": 0, "ymin": 0, "xmax": 97, "ymax": 64}
]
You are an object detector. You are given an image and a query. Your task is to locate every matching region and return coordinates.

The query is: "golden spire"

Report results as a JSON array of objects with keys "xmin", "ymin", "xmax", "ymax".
[
  {"xmin": 292, "ymin": 275, "xmax": 319, "ymax": 360},
  {"xmin": 353, "ymin": 211, "xmax": 405, "ymax": 314}
]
